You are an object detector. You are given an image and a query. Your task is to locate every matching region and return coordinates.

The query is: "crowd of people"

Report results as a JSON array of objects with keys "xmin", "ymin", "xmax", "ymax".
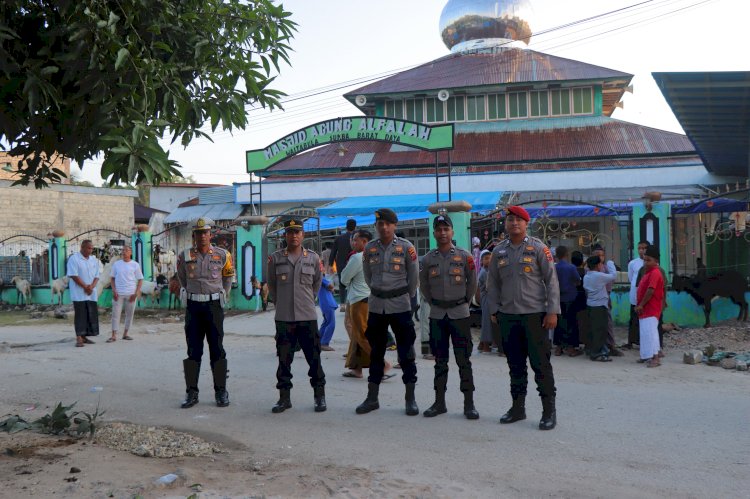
[{"xmin": 65, "ymin": 208, "xmax": 666, "ymax": 429}]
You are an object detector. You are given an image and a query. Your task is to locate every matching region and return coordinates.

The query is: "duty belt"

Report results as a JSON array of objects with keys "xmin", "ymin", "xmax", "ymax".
[
  {"xmin": 188, "ymin": 292, "xmax": 222, "ymax": 302},
  {"xmin": 431, "ymin": 297, "xmax": 467, "ymax": 308},
  {"xmin": 370, "ymin": 286, "xmax": 409, "ymax": 299}
]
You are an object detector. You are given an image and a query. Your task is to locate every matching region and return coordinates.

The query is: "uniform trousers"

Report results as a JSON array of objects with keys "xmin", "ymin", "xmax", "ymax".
[
  {"xmin": 429, "ymin": 315, "xmax": 474, "ymax": 392},
  {"xmin": 498, "ymin": 312, "xmax": 555, "ymax": 399},
  {"xmin": 275, "ymin": 320, "xmax": 326, "ymax": 390},
  {"xmin": 365, "ymin": 311, "xmax": 417, "ymax": 385},
  {"xmin": 185, "ymin": 299, "xmax": 225, "ymax": 368}
]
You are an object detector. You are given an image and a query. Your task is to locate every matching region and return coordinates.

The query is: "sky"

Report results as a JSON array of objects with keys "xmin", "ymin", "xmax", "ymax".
[{"xmin": 73, "ymin": 0, "xmax": 746, "ymax": 186}]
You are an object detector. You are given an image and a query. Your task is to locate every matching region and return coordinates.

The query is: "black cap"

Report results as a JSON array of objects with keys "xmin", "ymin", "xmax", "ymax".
[
  {"xmin": 644, "ymin": 244, "xmax": 660, "ymax": 259},
  {"xmin": 433, "ymin": 214, "xmax": 453, "ymax": 228},
  {"xmin": 284, "ymin": 218, "xmax": 303, "ymax": 231},
  {"xmin": 374, "ymin": 208, "xmax": 398, "ymax": 224}
]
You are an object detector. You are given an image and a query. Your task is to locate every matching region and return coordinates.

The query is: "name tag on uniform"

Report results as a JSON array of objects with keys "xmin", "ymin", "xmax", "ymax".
[
  {"xmin": 497, "ymin": 250, "xmax": 507, "ymax": 256},
  {"xmin": 525, "ymin": 246, "xmax": 534, "ymax": 251},
  {"xmin": 451, "ymin": 267, "xmax": 461, "ymax": 274},
  {"xmin": 369, "ymin": 247, "xmax": 378, "ymax": 253},
  {"xmin": 212, "ymin": 255, "xmax": 222, "ymax": 260},
  {"xmin": 452, "ymin": 256, "xmax": 462, "ymax": 262},
  {"xmin": 522, "ymin": 257, "xmax": 533, "ymax": 263},
  {"xmin": 392, "ymin": 257, "xmax": 403, "ymax": 263}
]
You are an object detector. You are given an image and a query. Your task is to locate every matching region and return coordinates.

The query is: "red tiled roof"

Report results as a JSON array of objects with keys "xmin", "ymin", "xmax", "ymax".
[
  {"xmin": 264, "ymin": 118, "xmax": 695, "ymax": 175},
  {"xmin": 178, "ymin": 197, "xmax": 200, "ymax": 207},
  {"xmin": 344, "ymin": 49, "xmax": 632, "ymax": 97}
]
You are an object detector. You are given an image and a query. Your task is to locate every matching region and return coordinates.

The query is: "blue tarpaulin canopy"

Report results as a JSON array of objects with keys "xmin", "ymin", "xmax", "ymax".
[
  {"xmin": 523, "ymin": 198, "xmax": 749, "ymax": 219},
  {"xmin": 316, "ymin": 191, "xmax": 502, "ymax": 217}
]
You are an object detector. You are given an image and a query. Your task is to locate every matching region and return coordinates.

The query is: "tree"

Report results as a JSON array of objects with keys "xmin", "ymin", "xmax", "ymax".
[{"xmin": 0, "ymin": 0, "xmax": 296, "ymax": 188}]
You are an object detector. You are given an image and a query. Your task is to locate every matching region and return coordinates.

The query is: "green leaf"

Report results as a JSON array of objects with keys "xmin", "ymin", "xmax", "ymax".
[
  {"xmin": 40, "ymin": 66, "xmax": 59, "ymax": 75},
  {"xmin": 114, "ymin": 47, "xmax": 129, "ymax": 70}
]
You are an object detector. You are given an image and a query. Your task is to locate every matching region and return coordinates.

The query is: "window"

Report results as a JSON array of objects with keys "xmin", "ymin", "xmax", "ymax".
[
  {"xmin": 446, "ymin": 96, "xmax": 465, "ymax": 122},
  {"xmin": 425, "ymin": 98, "xmax": 445, "ymax": 123},
  {"xmin": 385, "ymin": 99, "xmax": 404, "ymax": 119},
  {"xmin": 508, "ymin": 92, "xmax": 528, "ymax": 118},
  {"xmin": 488, "ymin": 93, "xmax": 506, "ymax": 120},
  {"xmin": 466, "ymin": 95, "xmax": 486, "ymax": 121},
  {"xmin": 572, "ymin": 87, "xmax": 593, "ymax": 114},
  {"xmin": 550, "ymin": 89, "xmax": 571, "ymax": 115},
  {"xmin": 530, "ymin": 91, "xmax": 549, "ymax": 117},
  {"xmin": 405, "ymin": 98, "xmax": 424, "ymax": 122}
]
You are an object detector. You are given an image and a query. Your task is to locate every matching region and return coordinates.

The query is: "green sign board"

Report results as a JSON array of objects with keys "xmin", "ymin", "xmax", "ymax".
[{"xmin": 246, "ymin": 116, "xmax": 454, "ymax": 172}]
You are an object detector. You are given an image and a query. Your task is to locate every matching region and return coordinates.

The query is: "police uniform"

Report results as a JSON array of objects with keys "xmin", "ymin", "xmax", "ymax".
[
  {"xmin": 487, "ymin": 205, "xmax": 560, "ymax": 430},
  {"xmin": 356, "ymin": 208, "xmax": 420, "ymax": 416},
  {"xmin": 176, "ymin": 217, "xmax": 235, "ymax": 409},
  {"xmin": 267, "ymin": 218, "xmax": 326, "ymax": 413},
  {"xmin": 419, "ymin": 214, "xmax": 479, "ymax": 419}
]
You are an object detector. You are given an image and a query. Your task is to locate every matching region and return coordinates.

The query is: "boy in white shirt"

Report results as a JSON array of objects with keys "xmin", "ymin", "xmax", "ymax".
[{"xmin": 109, "ymin": 247, "xmax": 143, "ymax": 342}]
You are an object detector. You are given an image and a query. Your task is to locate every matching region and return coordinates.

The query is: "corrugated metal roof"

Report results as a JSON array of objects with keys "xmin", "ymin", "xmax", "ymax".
[
  {"xmin": 264, "ymin": 117, "xmax": 695, "ymax": 174},
  {"xmin": 345, "ymin": 49, "xmax": 632, "ymax": 97},
  {"xmin": 350, "ymin": 153, "xmax": 375, "ymax": 168},
  {"xmin": 163, "ymin": 203, "xmax": 244, "ymax": 224},
  {"xmin": 653, "ymin": 71, "xmax": 750, "ymax": 177},
  {"xmin": 317, "ymin": 192, "xmax": 502, "ymax": 216},
  {"xmin": 199, "ymin": 186, "xmax": 235, "ymax": 205}
]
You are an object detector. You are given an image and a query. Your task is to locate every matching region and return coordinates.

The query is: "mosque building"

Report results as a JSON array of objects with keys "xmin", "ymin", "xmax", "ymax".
[{"xmin": 166, "ymin": 0, "xmax": 746, "ymax": 280}]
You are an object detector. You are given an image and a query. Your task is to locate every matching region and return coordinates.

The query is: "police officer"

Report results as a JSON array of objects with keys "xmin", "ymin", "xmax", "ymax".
[
  {"xmin": 487, "ymin": 206, "xmax": 560, "ymax": 430},
  {"xmin": 267, "ymin": 218, "xmax": 327, "ymax": 413},
  {"xmin": 419, "ymin": 214, "xmax": 479, "ymax": 419},
  {"xmin": 356, "ymin": 208, "xmax": 420, "ymax": 416},
  {"xmin": 176, "ymin": 217, "xmax": 235, "ymax": 409}
]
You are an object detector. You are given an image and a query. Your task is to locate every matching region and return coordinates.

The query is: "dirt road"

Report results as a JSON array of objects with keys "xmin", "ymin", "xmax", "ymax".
[{"xmin": 0, "ymin": 312, "xmax": 748, "ymax": 498}]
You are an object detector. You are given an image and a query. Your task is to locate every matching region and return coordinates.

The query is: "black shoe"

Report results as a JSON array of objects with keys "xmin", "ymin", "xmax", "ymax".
[
  {"xmin": 314, "ymin": 387, "xmax": 327, "ymax": 412},
  {"xmin": 499, "ymin": 398, "xmax": 526, "ymax": 424},
  {"xmin": 423, "ymin": 402, "xmax": 447, "ymax": 417},
  {"xmin": 181, "ymin": 388, "xmax": 199, "ymax": 409},
  {"xmin": 539, "ymin": 396, "xmax": 557, "ymax": 430},
  {"xmin": 405, "ymin": 383, "xmax": 419, "ymax": 416},
  {"xmin": 272, "ymin": 389, "xmax": 292, "ymax": 413},
  {"xmin": 215, "ymin": 388, "xmax": 230, "ymax": 407},
  {"xmin": 356, "ymin": 383, "xmax": 379, "ymax": 414},
  {"xmin": 463, "ymin": 392, "xmax": 479, "ymax": 420}
]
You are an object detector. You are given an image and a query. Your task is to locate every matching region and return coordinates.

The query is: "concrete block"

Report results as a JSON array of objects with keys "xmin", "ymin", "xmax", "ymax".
[
  {"xmin": 736, "ymin": 360, "xmax": 748, "ymax": 371},
  {"xmin": 720, "ymin": 357, "xmax": 737, "ymax": 370}
]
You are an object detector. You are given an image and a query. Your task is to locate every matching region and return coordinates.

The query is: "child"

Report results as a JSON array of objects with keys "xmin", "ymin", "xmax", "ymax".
[
  {"xmin": 583, "ymin": 255, "xmax": 616, "ymax": 361},
  {"xmin": 319, "ymin": 276, "xmax": 338, "ymax": 351},
  {"xmin": 634, "ymin": 245, "xmax": 665, "ymax": 367},
  {"xmin": 251, "ymin": 275, "xmax": 261, "ymax": 312}
]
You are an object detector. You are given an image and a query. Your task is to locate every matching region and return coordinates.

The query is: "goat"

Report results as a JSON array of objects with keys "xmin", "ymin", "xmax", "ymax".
[
  {"xmin": 260, "ymin": 281, "xmax": 269, "ymax": 311},
  {"xmin": 138, "ymin": 275, "xmax": 167, "ymax": 308},
  {"xmin": 10, "ymin": 276, "xmax": 32, "ymax": 305},
  {"xmin": 50, "ymin": 276, "xmax": 69, "ymax": 306},
  {"xmin": 168, "ymin": 274, "xmax": 181, "ymax": 310},
  {"xmin": 672, "ymin": 271, "xmax": 749, "ymax": 328}
]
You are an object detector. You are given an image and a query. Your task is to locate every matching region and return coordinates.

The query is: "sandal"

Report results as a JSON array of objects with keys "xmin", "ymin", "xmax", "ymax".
[
  {"xmin": 106, "ymin": 337, "xmax": 116, "ymax": 343},
  {"xmin": 76, "ymin": 343, "xmax": 84, "ymax": 348},
  {"xmin": 83, "ymin": 338, "xmax": 95, "ymax": 344},
  {"xmin": 122, "ymin": 336, "xmax": 133, "ymax": 340},
  {"xmin": 591, "ymin": 355, "xmax": 612, "ymax": 362},
  {"xmin": 646, "ymin": 359, "xmax": 661, "ymax": 368},
  {"xmin": 382, "ymin": 373, "xmax": 396, "ymax": 380},
  {"xmin": 342, "ymin": 371, "xmax": 363, "ymax": 378}
]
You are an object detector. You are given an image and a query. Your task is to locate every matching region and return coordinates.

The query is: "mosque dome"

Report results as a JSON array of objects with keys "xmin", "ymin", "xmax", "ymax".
[{"xmin": 440, "ymin": 0, "xmax": 535, "ymax": 53}]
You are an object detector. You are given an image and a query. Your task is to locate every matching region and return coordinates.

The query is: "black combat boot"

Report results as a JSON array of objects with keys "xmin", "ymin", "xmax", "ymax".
[
  {"xmin": 181, "ymin": 359, "xmax": 200, "ymax": 409},
  {"xmin": 314, "ymin": 386, "xmax": 327, "ymax": 412},
  {"xmin": 212, "ymin": 359, "xmax": 230, "ymax": 407},
  {"xmin": 272, "ymin": 389, "xmax": 292, "ymax": 413},
  {"xmin": 499, "ymin": 396, "xmax": 526, "ymax": 424},
  {"xmin": 539, "ymin": 396, "xmax": 557, "ymax": 430},
  {"xmin": 463, "ymin": 391, "xmax": 479, "ymax": 420},
  {"xmin": 356, "ymin": 383, "xmax": 380, "ymax": 414},
  {"xmin": 405, "ymin": 383, "xmax": 419, "ymax": 416},
  {"xmin": 423, "ymin": 389, "xmax": 447, "ymax": 417}
]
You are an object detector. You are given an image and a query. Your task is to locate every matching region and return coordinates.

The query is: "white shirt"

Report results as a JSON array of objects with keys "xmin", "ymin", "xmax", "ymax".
[
  {"xmin": 340, "ymin": 252, "xmax": 370, "ymax": 304},
  {"xmin": 584, "ymin": 271, "xmax": 616, "ymax": 307},
  {"xmin": 627, "ymin": 257, "xmax": 644, "ymax": 305},
  {"xmin": 111, "ymin": 259, "xmax": 144, "ymax": 295},
  {"xmin": 67, "ymin": 252, "xmax": 100, "ymax": 302}
]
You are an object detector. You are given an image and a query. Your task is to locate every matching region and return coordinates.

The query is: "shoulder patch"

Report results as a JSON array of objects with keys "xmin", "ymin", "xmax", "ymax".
[
  {"xmin": 543, "ymin": 247, "xmax": 553, "ymax": 262},
  {"xmin": 467, "ymin": 254, "xmax": 475, "ymax": 269},
  {"xmin": 408, "ymin": 247, "xmax": 417, "ymax": 261}
]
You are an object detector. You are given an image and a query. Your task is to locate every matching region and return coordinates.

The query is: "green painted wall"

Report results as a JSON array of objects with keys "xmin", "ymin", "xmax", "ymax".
[{"xmin": 428, "ymin": 211, "xmax": 471, "ymax": 251}]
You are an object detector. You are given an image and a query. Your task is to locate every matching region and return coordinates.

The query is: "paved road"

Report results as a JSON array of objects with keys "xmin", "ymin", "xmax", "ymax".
[{"xmin": 1, "ymin": 309, "xmax": 748, "ymax": 497}]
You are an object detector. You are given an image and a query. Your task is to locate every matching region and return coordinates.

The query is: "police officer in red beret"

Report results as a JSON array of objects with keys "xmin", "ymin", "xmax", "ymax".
[{"xmin": 487, "ymin": 206, "xmax": 561, "ymax": 430}]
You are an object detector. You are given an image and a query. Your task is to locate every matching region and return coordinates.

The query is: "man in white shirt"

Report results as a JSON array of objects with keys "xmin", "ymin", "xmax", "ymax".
[
  {"xmin": 67, "ymin": 240, "xmax": 101, "ymax": 347},
  {"xmin": 624, "ymin": 241, "xmax": 649, "ymax": 350},
  {"xmin": 109, "ymin": 246, "xmax": 143, "ymax": 342}
]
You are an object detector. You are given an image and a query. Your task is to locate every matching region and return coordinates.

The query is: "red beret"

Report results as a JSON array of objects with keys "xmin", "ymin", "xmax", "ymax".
[{"xmin": 506, "ymin": 205, "xmax": 530, "ymax": 222}]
